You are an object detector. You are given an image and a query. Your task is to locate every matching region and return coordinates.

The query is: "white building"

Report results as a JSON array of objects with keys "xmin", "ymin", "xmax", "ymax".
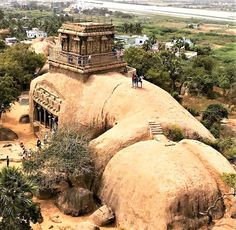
[
  {"xmin": 135, "ymin": 35, "xmax": 148, "ymax": 46},
  {"xmin": 165, "ymin": 42, "xmax": 174, "ymax": 51},
  {"xmin": 5, "ymin": 37, "xmax": 18, "ymax": 46},
  {"xmin": 26, "ymin": 28, "xmax": 47, "ymax": 39},
  {"xmin": 184, "ymin": 51, "xmax": 198, "ymax": 60}
]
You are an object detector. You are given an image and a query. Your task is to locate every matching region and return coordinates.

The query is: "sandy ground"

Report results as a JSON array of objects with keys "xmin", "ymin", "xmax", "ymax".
[
  {"xmin": 0, "ymin": 101, "xmax": 36, "ymax": 169},
  {"xmin": 186, "ymin": 23, "xmax": 236, "ymax": 35},
  {"xmin": 0, "ymin": 102, "xmax": 117, "ymax": 230}
]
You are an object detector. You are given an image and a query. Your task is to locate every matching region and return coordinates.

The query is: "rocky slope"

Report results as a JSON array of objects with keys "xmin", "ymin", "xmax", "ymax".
[
  {"xmin": 30, "ymin": 71, "xmax": 235, "ymax": 229},
  {"xmin": 100, "ymin": 139, "xmax": 235, "ymax": 229}
]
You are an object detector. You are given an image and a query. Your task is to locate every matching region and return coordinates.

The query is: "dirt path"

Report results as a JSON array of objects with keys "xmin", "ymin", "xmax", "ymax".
[
  {"xmin": 0, "ymin": 102, "xmax": 36, "ymax": 169},
  {"xmin": 1, "ymin": 102, "xmax": 36, "ymax": 148}
]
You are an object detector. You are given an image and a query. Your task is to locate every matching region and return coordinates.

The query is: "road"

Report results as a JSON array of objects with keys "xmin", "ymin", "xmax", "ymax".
[{"xmin": 88, "ymin": 0, "xmax": 236, "ymax": 22}]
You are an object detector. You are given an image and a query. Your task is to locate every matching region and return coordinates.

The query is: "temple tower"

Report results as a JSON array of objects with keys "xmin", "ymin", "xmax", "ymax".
[{"xmin": 48, "ymin": 22, "xmax": 127, "ymax": 78}]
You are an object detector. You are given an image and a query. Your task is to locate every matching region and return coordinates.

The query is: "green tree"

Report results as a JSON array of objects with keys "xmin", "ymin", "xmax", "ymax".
[
  {"xmin": 202, "ymin": 104, "xmax": 228, "ymax": 127},
  {"xmin": 0, "ymin": 40, "xmax": 6, "ymax": 52},
  {"xmin": 226, "ymin": 83, "xmax": 236, "ymax": 107},
  {"xmin": 23, "ymin": 129, "xmax": 94, "ymax": 194},
  {"xmin": 192, "ymin": 56, "xmax": 215, "ymax": 72},
  {"xmin": 194, "ymin": 45, "xmax": 212, "ymax": 55},
  {"xmin": 134, "ymin": 22, "xmax": 143, "ymax": 34},
  {"xmin": 142, "ymin": 39, "xmax": 153, "ymax": 51},
  {"xmin": 0, "ymin": 75, "xmax": 20, "ymax": 118},
  {"xmin": 0, "ymin": 167, "xmax": 42, "ymax": 230},
  {"xmin": 0, "ymin": 44, "xmax": 45, "ymax": 90},
  {"xmin": 216, "ymin": 64, "xmax": 236, "ymax": 96},
  {"xmin": 124, "ymin": 47, "xmax": 161, "ymax": 76},
  {"xmin": 0, "ymin": 9, "xmax": 4, "ymax": 20},
  {"xmin": 173, "ymin": 37, "xmax": 185, "ymax": 54},
  {"xmin": 202, "ymin": 104, "xmax": 228, "ymax": 137},
  {"xmin": 121, "ymin": 22, "xmax": 129, "ymax": 33},
  {"xmin": 114, "ymin": 40, "xmax": 124, "ymax": 50},
  {"xmin": 148, "ymin": 33, "xmax": 157, "ymax": 46},
  {"xmin": 160, "ymin": 51, "xmax": 183, "ymax": 92},
  {"xmin": 185, "ymin": 56, "xmax": 217, "ymax": 96}
]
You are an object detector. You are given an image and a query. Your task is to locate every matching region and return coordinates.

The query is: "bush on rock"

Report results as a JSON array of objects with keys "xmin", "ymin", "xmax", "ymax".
[{"xmin": 23, "ymin": 128, "xmax": 96, "ymax": 215}]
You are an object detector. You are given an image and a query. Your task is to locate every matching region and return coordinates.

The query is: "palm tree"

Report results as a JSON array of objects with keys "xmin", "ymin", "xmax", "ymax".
[{"xmin": 0, "ymin": 167, "xmax": 43, "ymax": 230}]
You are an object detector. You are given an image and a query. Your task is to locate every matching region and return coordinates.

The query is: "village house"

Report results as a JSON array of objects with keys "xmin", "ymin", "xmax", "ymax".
[
  {"xmin": 115, "ymin": 34, "xmax": 149, "ymax": 48},
  {"xmin": 26, "ymin": 28, "xmax": 47, "ymax": 39},
  {"xmin": 5, "ymin": 37, "xmax": 18, "ymax": 46}
]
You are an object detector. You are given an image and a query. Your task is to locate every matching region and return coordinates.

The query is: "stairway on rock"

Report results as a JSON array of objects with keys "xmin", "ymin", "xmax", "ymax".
[
  {"xmin": 148, "ymin": 121, "xmax": 164, "ymax": 136},
  {"xmin": 148, "ymin": 120, "xmax": 170, "ymax": 142}
]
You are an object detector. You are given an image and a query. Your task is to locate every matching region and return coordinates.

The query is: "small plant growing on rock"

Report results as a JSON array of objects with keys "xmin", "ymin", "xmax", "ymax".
[
  {"xmin": 164, "ymin": 125, "xmax": 185, "ymax": 142},
  {"xmin": 222, "ymin": 173, "xmax": 236, "ymax": 191}
]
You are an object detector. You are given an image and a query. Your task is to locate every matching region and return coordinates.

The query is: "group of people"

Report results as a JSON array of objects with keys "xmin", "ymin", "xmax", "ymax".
[
  {"xmin": 20, "ymin": 142, "xmax": 32, "ymax": 159},
  {"xmin": 4, "ymin": 142, "xmax": 32, "ymax": 167},
  {"xmin": 132, "ymin": 73, "xmax": 143, "ymax": 88},
  {"xmin": 3, "ymin": 133, "xmax": 50, "ymax": 167},
  {"xmin": 36, "ymin": 132, "xmax": 49, "ymax": 150}
]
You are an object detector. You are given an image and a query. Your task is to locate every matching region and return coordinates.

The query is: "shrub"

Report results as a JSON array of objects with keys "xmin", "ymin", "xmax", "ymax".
[
  {"xmin": 171, "ymin": 91, "xmax": 182, "ymax": 104},
  {"xmin": 222, "ymin": 173, "xmax": 236, "ymax": 190},
  {"xmin": 215, "ymin": 138, "xmax": 236, "ymax": 160},
  {"xmin": 164, "ymin": 125, "xmax": 185, "ymax": 142},
  {"xmin": 209, "ymin": 125, "xmax": 220, "ymax": 138},
  {"xmin": 185, "ymin": 107, "xmax": 200, "ymax": 117}
]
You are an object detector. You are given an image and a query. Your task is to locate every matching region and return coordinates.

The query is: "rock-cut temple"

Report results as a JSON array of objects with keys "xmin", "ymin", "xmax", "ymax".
[
  {"xmin": 31, "ymin": 22, "xmax": 127, "ymax": 136},
  {"xmin": 48, "ymin": 22, "xmax": 127, "ymax": 76}
]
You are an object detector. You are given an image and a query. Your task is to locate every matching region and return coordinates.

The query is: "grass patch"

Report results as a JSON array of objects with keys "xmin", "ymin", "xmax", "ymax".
[{"xmin": 212, "ymin": 42, "xmax": 236, "ymax": 64}]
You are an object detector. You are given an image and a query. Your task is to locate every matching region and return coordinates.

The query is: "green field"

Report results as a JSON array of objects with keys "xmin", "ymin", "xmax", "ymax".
[{"xmin": 213, "ymin": 43, "xmax": 236, "ymax": 64}]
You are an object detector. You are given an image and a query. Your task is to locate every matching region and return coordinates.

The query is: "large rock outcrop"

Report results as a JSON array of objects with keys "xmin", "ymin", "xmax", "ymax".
[
  {"xmin": 30, "ymin": 72, "xmax": 214, "ymax": 177},
  {"xmin": 29, "ymin": 72, "xmax": 235, "ymax": 229},
  {"xmin": 100, "ymin": 139, "xmax": 235, "ymax": 230}
]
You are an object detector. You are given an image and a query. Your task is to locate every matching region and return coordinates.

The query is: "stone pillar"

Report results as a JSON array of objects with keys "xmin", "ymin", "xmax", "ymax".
[
  {"xmin": 37, "ymin": 106, "xmax": 42, "ymax": 123},
  {"xmin": 52, "ymin": 116, "xmax": 58, "ymax": 133},
  {"xmin": 34, "ymin": 104, "xmax": 38, "ymax": 121},
  {"xmin": 48, "ymin": 114, "xmax": 52, "ymax": 130},
  {"xmin": 43, "ymin": 108, "xmax": 47, "ymax": 128},
  {"xmin": 85, "ymin": 38, "xmax": 88, "ymax": 55}
]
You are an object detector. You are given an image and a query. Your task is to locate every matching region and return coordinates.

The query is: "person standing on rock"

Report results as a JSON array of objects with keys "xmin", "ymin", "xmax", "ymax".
[
  {"xmin": 43, "ymin": 133, "xmax": 48, "ymax": 145},
  {"xmin": 132, "ymin": 74, "xmax": 137, "ymax": 88},
  {"xmin": 6, "ymin": 156, "xmax": 9, "ymax": 167},
  {"xmin": 137, "ymin": 76, "xmax": 142, "ymax": 88},
  {"xmin": 36, "ymin": 139, "xmax": 41, "ymax": 149}
]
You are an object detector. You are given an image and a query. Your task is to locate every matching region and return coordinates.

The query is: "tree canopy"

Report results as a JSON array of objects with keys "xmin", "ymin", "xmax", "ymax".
[
  {"xmin": 0, "ymin": 167, "xmax": 42, "ymax": 230},
  {"xmin": 0, "ymin": 44, "xmax": 45, "ymax": 90},
  {"xmin": 0, "ymin": 75, "xmax": 20, "ymax": 118}
]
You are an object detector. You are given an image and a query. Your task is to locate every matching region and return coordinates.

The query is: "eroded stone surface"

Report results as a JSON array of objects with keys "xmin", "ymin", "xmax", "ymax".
[{"xmin": 100, "ymin": 140, "xmax": 235, "ymax": 230}]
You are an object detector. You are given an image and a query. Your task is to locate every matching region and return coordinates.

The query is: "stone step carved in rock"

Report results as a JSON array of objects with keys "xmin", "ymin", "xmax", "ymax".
[{"xmin": 148, "ymin": 121, "xmax": 164, "ymax": 137}]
